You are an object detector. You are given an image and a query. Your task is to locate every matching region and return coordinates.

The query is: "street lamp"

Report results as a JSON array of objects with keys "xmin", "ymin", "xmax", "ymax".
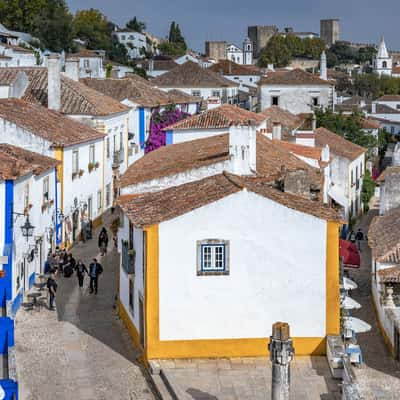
[{"xmin": 21, "ymin": 216, "xmax": 35, "ymax": 241}]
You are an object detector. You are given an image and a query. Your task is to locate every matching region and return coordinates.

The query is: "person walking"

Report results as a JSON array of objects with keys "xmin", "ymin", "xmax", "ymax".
[
  {"xmin": 75, "ymin": 260, "xmax": 88, "ymax": 288},
  {"xmin": 89, "ymin": 258, "xmax": 103, "ymax": 295},
  {"xmin": 46, "ymin": 272, "xmax": 57, "ymax": 310},
  {"xmin": 355, "ymin": 228, "xmax": 364, "ymax": 251},
  {"xmin": 98, "ymin": 228, "xmax": 109, "ymax": 256}
]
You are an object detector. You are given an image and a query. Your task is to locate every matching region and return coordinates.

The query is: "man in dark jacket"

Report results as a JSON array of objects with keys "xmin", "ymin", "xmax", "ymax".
[
  {"xmin": 89, "ymin": 258, "xmax": 103, "ymax": 294},
  {"xmin": 46, "ymin": 272, "xmax": 58, "ymax": 310}
]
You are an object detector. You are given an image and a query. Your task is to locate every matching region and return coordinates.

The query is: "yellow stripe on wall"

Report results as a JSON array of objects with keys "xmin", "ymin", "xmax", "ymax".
[{"xmin": 326, "ymin": 221, "xmax": 341, "ymax": 336}]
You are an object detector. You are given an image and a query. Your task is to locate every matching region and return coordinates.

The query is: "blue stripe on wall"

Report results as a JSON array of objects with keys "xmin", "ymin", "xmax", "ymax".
[
  {"xmin": 0, "ymin": 317, "xmax": 14, "ymax": 354},
  {"xmin": 29, "ymin": 273, "xmax": 35, "ymax": 289},
  {"xmin": 11, "ymin": 292, "xmax": 22, "ymax": 318},
  {"xmin": 139, "ymin": 107, "xmax": 145, "ymax": 149},
  {"xmin": 165, "ymin": 130, "xmax": 173, "ymax": 145},
  {"xmin": 1, "ymin": 181, "xmax": 13, "ymax": 308}
]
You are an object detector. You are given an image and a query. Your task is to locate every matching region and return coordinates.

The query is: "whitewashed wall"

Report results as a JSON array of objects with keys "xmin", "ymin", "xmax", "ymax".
[
  {"xmin": 260, "ymin": 84, "xmax": 332, "ymax": 114},
  {"xmin": 223, "ymin": 74, "xmax": 260, "ymax": 89},
  {"xmin": 78, "ymin": 57, "xmax": 104, "ymax": 79},
  {"xmin": 158, "ymin": 190, "xmax": 328, "ymax": 340}
]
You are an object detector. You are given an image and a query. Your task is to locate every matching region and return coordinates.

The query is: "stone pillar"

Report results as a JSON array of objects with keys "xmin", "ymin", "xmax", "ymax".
[
  {"xmin": 385, "ymin": 285, "xmax": 396, "ymax": 308},
  {"xmin": 47, "ymin": 54, "xmax": 61, "ymax": 111},
  {"xmin": 268, "ymin": 322, "xmax": 294, "ymax": 400}
]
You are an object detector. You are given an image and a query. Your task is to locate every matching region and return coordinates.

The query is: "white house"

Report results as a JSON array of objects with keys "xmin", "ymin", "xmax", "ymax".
[
  {"xmin": 152, "ymin": 61, "xmax": 239, "ymax": 107},
  {"xmin": 0, "ymin": 55, "xmax": 132, "ymax": 215},
  {"xmin": 367, "ymin": 102, "xmax": 400, "ymax": 123},
  {"xmin": 0, "ymin": 42, "xmax": 37, "ymax": 67},
  {"xmin": 315, "ymin": 127, "xmax": 366, "ymax": 223},
  {"xmin": 112, "ymin": 28, "xmax": 147, "ymax": 59},
  {"xmin": 376, "ymin": 95, "xmax": 400, "ymax": 112},
  {"xmin": 116, "ymin": 122, "xmax": 342, "ymax": 360},
  {"xmin": 164, "ymin": 103, "xmax": 267, "ymax": 145},
  {"xmin": 81, "ymin": 75, "xmax": 200, "ymax": 161},
  {"xmin": 0, "ymin": 98, "xmax": 106, "ymax": 248},
  {"xmin": 259, "ymin": 67, "xmax": 334, "ymax": 114},
  {"xmin": 226, "ymin": 38, "xmax": 253, "ymax": 65},
  {"xmin": 65, "ymin": 50, "xmax": 105, "ymax": 79},
  {"xmin": 208, "ymin": 60, "xmax": 263, "ymax": 89},
  {"xmin": 138, "ymin": 59, "xmax": 178, "ymax": 78},
  {"xmin": 369, "ymin": 204, "xmax": 400, "ymax": 360}
]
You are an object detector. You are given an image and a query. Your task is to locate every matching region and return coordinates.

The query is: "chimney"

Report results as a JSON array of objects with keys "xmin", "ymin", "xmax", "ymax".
[
  {"xmin": 321, "ymin": 145, "xmax": 330, "ymax": 163},
  {"xmin": 229, "ymin": 121, "xmax": 256, "ymax": 175},
  {"xmin": 149, "ymin": 59, "xmax": 154, "ymax": 73},
  {"xmin": 64, "ymin": 57, "xmax": 79, "ymax": 81},
  {"xmin": 272, "ymin": 123, "xmax": 282, "ymax": 141},
  {"xmin": 282, "ymin": 169, "xmax": 311, "ymax": 199},
  {"xmin": 267, "ymin": 63, "xmax": 274, "ymax": 71},
  {"xmin": 47, "ymin": 54, "xmax": 61, "ymax": 111},
  {"xmin": 320, "ymin": 51, "xmax": 327, "ymax": 80},
  {"xmin": 371, "ymin": 102, "xmax": 377, "ymax": 114}
]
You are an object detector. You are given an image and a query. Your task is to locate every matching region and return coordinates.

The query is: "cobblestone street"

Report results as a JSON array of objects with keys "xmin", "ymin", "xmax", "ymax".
[
  {"xmin": 349, "ymin": 203, "xmax": 400, "ymax": 399},
  {"xmin": 14, "ymin": 220, "xmax": 156, "ymax": 400}
]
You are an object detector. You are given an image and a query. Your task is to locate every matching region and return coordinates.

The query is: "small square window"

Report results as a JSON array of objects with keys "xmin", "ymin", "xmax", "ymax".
[
  {"xmin": 192, "ymin": 90, "xmax": 201, "ymax": 97},
  {"xmin": 272, "ymin": 96, "xmax": 279, "ymax": 106},
  {"xmin": 197, "ymin": 239, "xmax": 230, "ymax": 276},
  {"xmin": 312, "ymin": 97, "xmax": 319, "ymax": 106}
]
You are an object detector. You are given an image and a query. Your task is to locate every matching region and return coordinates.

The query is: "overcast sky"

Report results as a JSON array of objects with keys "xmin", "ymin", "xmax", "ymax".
[{"xmin": 67, "ymin": 0, "xmax": 399, "ymax": 52}]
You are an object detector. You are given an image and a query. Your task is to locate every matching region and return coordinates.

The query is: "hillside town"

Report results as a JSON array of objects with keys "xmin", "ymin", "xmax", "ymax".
[{"xmin": 0, "ymin": 2, "xmax": 400, "ymax": 399}]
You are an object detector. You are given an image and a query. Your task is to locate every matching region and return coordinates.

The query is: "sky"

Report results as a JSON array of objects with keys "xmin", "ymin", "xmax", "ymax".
[{"xmin": 67, "ymin": 0, "xmax": 400, "ymax": 52}]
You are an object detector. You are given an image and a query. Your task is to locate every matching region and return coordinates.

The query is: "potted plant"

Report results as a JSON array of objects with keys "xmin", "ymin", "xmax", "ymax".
[
  {"xmin": 41, "ymin": 203, "xmax": 47, "ymax": 212},
  {"xmin": 95, "ymin": 161, "xmax": 100, "ymax": 169},
  {"xmin": 72, "ymin": 171, "xmax": 78, "ymax": 180},
  {"xmin": 49, "ymin": 199, "xmax": 54, "ymax": 206},
  {"xmin": 79, "ymin": 169, "xmax": 84, "ymax": 177},
  {"xmin": 88, "ymin": 162, "xmax": 95, "ymax": 172}
]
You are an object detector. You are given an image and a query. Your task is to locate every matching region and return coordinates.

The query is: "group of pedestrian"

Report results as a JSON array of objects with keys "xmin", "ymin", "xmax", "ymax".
[
  {"xmin": 44, "ymin": 227, "xmax": 108, "ymax": 310},
  {"xmin": 349, "ymin": 228, "xmax": 365, "ymax": 251}
]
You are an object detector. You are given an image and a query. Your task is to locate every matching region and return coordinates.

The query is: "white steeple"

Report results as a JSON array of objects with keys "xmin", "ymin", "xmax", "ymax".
[
  {"xmin": 374, "ymin": 36, "xmax": 392, "ymax": 76},
  {"xmin": 243, "ymin": 37, "xmax": 253, "ymax": 65},
  {"xmin": 377, "ymin": 36, "xmax": 389, "ymax": 59}
]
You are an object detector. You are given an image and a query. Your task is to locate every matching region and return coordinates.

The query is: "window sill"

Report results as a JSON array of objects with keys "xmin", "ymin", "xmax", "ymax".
[{"xmin": 197, "ymin": 270, "xmax": 229, "ymax": 276}]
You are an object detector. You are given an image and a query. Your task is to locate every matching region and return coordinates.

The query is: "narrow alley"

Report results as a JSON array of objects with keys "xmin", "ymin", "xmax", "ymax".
[{"xmin": 14, "ymin": 221, "xmax": 156, "ymax": 400}]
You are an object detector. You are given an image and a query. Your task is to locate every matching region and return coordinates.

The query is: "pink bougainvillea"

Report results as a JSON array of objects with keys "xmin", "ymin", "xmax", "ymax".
[{"xmin": 145, "ymin": 105, "xmax": 190, "ymax": 153}]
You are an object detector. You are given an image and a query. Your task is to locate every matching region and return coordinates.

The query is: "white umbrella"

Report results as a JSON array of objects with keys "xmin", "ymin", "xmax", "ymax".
[
  {"xmin": 343, "ymin": 277, "xmax": 358, "ymax": 290},
  {"xmin": 0, "ymin": 383, "xmax": 5, "ymax": 400},
  {"xmin": 341, "ymin": 296, "xmax": 362, "ymax": 310},
  {"xmin": 344, "ymin": 317, "xmax": 372, "ymax": 333}
]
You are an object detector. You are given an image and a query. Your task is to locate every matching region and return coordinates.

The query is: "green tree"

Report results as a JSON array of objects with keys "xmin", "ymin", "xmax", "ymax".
[
  {"xmin": 361, "ymin": 170, "xmax": 375, "ymax": 211},
  {"xmin": 126, "ymin": 16, "xmax": 146, "ymax": 33},
  {"xmin": 33, "ymin": 0, "xmax": 74, "ymax": 51},
  {"xmin": 73, "ymin": 8, "xmax": 111, "ymax": 50},
  {"xmin": 303, "ymin": 37, "xmax": 325, "ymax": 59},
  {"xmin": 160, "ymin": 21, "xmax": 187, "ymax": 56},
  {"xmin": 356, "ymin": 46, "xmax": 377, "ymax": 64},
  {"xmin": 108, "ymin": 38, "xmax": 128, "ymax": 64},
  {"xmin": 258, "ymin": 35, "xmax": 291, "ymax": 67}
]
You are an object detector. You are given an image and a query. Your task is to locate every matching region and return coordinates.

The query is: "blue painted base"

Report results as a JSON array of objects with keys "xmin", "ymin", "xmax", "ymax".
[
  {"xmin": 0, "ymin": 379, "xmax": 18, "ymax": 400},
  {"xmin": 11, "ymin": 292, "xmax": 22, "ymax": 318},
  {"xmin": 0, "ymin": 317, "xmax": 14, "ymax": 354},
  {"xmin": 28, "ymin": 273, "xmax": 35, "ymax": 289}
]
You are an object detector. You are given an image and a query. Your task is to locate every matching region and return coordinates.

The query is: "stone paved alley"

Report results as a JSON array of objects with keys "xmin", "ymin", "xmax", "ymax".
[{"xmin": 14, "ymin": 221, "xmax": 156, "ymax": 400}]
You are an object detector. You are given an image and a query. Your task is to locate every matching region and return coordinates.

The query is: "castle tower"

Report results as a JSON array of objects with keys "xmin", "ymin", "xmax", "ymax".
[
  {"xmin": 243, "ymin": 37, "xmax": 253, "ymax": 65},
  {"xmin": 374, "ymin": 36, "xmax": 392, "ymax": 76}
]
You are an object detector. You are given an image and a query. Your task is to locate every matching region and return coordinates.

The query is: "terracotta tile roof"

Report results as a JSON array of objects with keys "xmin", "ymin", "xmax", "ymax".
[
  {"xmin": 166, "ymin": 89, "xmax": 201, "ymax": 104},
  {"xmin": 377, "ymin": 266, "xmax": 400, "ymax": 283},
  {"xmin": 365, "ymin": 103, "xmax": 400, "ymax": 114},
  {"xmin": 0, "ymin": 98, "xmax": 104, "ymax": 147},
  {"xmin": 152, "ymin": 61, "xmax": 239, "ymax": 88},
  {"xmin": 66, "ymin": 50, "xmax": 102, "ymax": 59},
  {"xmin": 142, "ymin": 59, "xmax": 178, "ymax": 71},
  {"xmin": 258, "ymin": 69, "xmax": 332, "ymax": 86},
  {"xmin": 208, "ymin": 60, "xmax": 263, "ymax": 76},
  {"xmin": 120, "ymin": 132, "xmax": 322, "ymax": 189},
  {"xmin": 0, "ymin": 67, "xmax": 129, "ymax": 116},
  {"xmin": 272, "ymin": 140, "xmax": 323, "ymax": 161},
  {"xmin": 392, "ymin": 66, "xmax": 400, "ymax": 75},
  {"xmin": 260, "ymin": 106, "xmax": 305, "ymax": 130},
  {"xmin": 360, "ymin": 118, "xmax": 380, "ymax": 129},
  {"xmin": 2, "ymin": 43, "xmax": 34, "ymax": 54},
  {"xmin": 369, "ymin": 207, "xmax": 400, "ymax": 263},
  {"xmin": 377, "ymin": 95, "xmax": 400, "ymax": 101},
  {"xmin": 0, "ymin": 143, "xmax": 58, "ymax": 180},
  {"xmin": 376, "ymin": 166, "xmax": 400, "ymax": 183},
  {"xmin": 315, "ymin": 127, "xmax": 366, "ymax": 161},
  {"xmin": 118, "ymin": 172, "xmax": 341, "ymax": 227},
  {"xmin": 166, "ymin": 104, "xmax": 266, "ymax": 130}
]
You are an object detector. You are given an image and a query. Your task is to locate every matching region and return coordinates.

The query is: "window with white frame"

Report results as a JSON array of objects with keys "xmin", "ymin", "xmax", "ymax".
[
  {"xmin": 197, "ymin": 239, "xmax": 229, "ymax": 275},
  {"xmin": 89, "ymin": 144, "xmax": 95, "ymax": 164},
  {"xmin": 72, "ymin": 150, "xmax": 79, "ymax": 174},
  {"xmin": 97, "ymin": 190, "xmax": 102, "ymax": 211},
  {"xmin": 42, "ymin": 176, "xmax": 49, "ymax": 204},
  {"xmin": 212, "ymin": 90, "xmax": 220, "ymax": 98},
  {"xmin": 192, "ymin": 90, "xmax": 201, "ymax": 97}
]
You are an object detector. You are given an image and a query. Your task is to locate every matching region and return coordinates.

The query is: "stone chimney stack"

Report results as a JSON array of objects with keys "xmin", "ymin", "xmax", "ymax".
[
  {"xmin": 47, "ymin": 54, "xmax": 61, "ymax": 111},
  {"xmin": 229, "ymin": 120, "xmax": 256, "ymax": 175},
  {"xmin": 320, "ymin": 51, "xmax": 327, "ymax": 80},
  {"xmin": 282, "ymin": 169, "xmax": 311, "ymax": 198},
  {"xmin": 64, "ymin": 58, "xmax": 79, "ymax": 81},
  {"xmin": 272, "ymin": 123, "xmax": 282, "ymax": 141}
]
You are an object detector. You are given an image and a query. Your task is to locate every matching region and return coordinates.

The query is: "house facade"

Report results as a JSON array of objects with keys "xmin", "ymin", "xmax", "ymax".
[
  {"xmin": 65, "ymin": 50, "xmax": 105, "ymax": 79},
  {"xmin": 112, "ymin": 29, "xmax": 147, "ymax": 59},
  {"xmin": 116, "ymin": 123, "xmax": 342, "ymax": 360},
  {"xmin": 0, "ymin": 145, "xmax": 58, "ymax": 398},
  {"xmin": 0, "ymin": 43, "xmax": 36, "ymax": 67}
]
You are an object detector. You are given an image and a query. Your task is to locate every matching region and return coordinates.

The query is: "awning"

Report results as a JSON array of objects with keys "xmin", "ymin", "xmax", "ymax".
[
  {"xmin": 340, "ymin": 239, "xmax": 361, "ymax": 268},
  {"xmin": 344, "ymin": 317, "xmax": 371, "ymax": 333},
  {"xmin": 328, "ymin": 184, "xmax": 347, "ymax": 208},
  {"xmin": 341, "ymin": 295, "xmax": 361, "ymax": 310}
]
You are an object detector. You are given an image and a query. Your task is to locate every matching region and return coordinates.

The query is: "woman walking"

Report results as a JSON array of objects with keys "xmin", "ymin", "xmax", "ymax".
[
  {"xmin": 98, "ymin": 227, "xmax": 109, "ymax": 256},
  {"xmin": 75, "ymin": 260, "xmax": 88, "ymax": 288}
]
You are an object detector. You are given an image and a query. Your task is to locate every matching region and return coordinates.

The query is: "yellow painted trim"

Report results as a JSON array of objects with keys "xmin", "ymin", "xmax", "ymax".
[
  {"xmin": 326, "ymin": 221, "xmax": 341, "ymax": 336},
  {"xmin": 372, "ymin": 293, "xmax": 396, "ymax": 357},
  {"xmin": 54, "ymin": 148, "xmax": 64, "ymax": 211},
  {"xmin": 118, "ymin": 299, "xmax": 146, "ymax": 362},
  {"xmin": 144, "ymin": 224, "xmax": 327, "ymax": 359}
]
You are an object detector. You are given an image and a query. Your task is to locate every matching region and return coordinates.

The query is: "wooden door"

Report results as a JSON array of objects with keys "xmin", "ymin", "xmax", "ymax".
[{"xmin": 139, "ymin": 296, "xmax": 145, "ymax": 349}]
